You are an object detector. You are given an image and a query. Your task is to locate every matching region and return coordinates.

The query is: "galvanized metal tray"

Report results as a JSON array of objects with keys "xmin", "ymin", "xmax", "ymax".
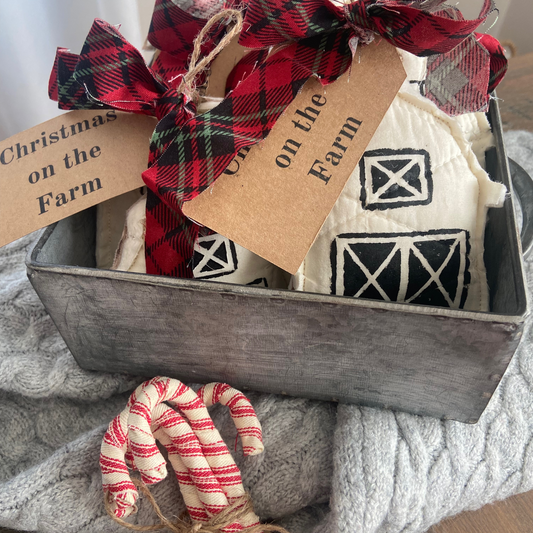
[{"xmin": 26, "ymin": 101, "xmax": 531, "ymax": 423}]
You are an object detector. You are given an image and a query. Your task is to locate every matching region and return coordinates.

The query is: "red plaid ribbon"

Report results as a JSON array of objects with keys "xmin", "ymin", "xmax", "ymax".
[{"xmin": 49, "ymin": 0, "xmax": 507, "ymax": 278}]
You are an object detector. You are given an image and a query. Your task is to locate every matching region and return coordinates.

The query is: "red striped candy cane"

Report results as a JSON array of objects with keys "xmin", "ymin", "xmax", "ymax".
[
  {"xmin": 100, "ymin": 378, "xmax": 263, "ymax": 530},
  {"xmin": 101, "ymin": 408, "xmax": 137, "ymax": 518},
  {"xmin": 165, "ymin": 383, "xmax": 263, "ymax": 530},
  {"xmin": 151, "ymin": 404, "xmax": 211, "ymax": 523},
  {"xmin": 129, "ymin": 379, "xmax": 261, "ymax": 529},
  {"xmin": 101, "ymin": 378, "xmax": 226, "ymax": 518},
  {"xmin": 102, "ymin": 401, "xmax": 225, "ymax": 523},
  {"xmin": 151, "ymin": 403, "xmax": 232, "ymax": 523},
  {"xmin": 100, "ymin": 378, "xmax": 181, "ymax": 518},
  {"xmin": 198, "ymin": 383, "xmax": 263, "ymax": 456}
]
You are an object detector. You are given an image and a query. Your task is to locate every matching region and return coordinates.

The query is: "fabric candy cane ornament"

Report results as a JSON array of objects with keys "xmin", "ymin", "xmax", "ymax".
[{"xmin": 101, "ymin": 377, "xmax": 287, "ymax": 532}]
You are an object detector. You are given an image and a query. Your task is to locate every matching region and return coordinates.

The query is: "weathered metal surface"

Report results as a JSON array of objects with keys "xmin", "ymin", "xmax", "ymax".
[{"xmin": 26, "ymin": 100, "xmax": 529, "ymax": 423}]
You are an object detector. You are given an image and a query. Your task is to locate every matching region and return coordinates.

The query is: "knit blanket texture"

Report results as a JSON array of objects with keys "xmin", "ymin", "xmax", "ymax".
[{"xmin": 0, "ymin": 130, "xmax": 532, "ymax": 533}]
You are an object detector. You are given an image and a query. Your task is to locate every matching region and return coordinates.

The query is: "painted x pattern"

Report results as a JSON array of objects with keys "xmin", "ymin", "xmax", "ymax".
[
  {"xmin": 344, "ymin": 233, "xmax": 466, "ymax": 307},
  {"xmin": 366, "ymin": 156, "xmax": 426, "ymax": 204},
  {"xmin": 404, "ymin": 236, "xmax": 464, "ymax": 307},
  {"xmin": 193, "ymin": 235, "xmax": 236, "ymax": 278}
]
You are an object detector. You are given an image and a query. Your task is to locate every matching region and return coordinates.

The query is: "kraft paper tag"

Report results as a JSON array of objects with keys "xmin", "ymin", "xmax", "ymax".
[
  {"xmin": 0, "ymin": 110, "xmax": 156, "ymax": 248},
  {"xmin": 206, "ymin": 36, "xmax": 248, "ymax": 98},
  {"xmin": 184, "ymin": 40, "xmax": 407, "ymax": 274}
]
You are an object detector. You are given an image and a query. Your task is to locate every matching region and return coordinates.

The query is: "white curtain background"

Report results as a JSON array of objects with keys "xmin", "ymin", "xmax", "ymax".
[{"xmin": 0, "ymin": 0, "xmax": 156, "ymax": 142}]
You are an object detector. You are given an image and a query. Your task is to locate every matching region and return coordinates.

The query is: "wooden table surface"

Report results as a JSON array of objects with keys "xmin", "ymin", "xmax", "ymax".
[
  {"xmin": 427, "ymin": 51, "xmax": 533, "ymax": 533},
  {"xmin": 497, "ymin": 52, "xmax": 533, "ymax": 132},
  {"xmin": 427, "ymin": 491, "xmax": 533, "ymax": 533}
]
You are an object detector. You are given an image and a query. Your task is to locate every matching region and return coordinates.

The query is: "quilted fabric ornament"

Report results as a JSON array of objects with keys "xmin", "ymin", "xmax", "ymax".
[
  {"xmin": 95, "ymin": 189, "xmax": 147, "ymax": 270},
  {"xmin": 101, "ymin": 377, "xmax": 288, "ymax": 532},
  {"xmin": 112, "ymin": 194, "xmax": 289, "ymax": 289},
  {"xmin": 48, "ymin": 0, "xmax": 508, "ymax": 279},
  {"xmin": 291, "ymin": 52, "xmax": 506, "ymax": 311},
  {"xmin": 107, "ymin": 95, "xmax": 289, "ymax": 287}
]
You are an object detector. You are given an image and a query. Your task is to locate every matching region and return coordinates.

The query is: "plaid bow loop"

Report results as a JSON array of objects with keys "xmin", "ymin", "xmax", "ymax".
[
  {"xmin": 238, "ymin": 0, "xmax": 498, "ymax": 57},
  {"xmin": 147, "ymin": 0, "xmax": 229, "ymax": 89},
  {"xmin": 355, "ymin": 0, "xmax": 496, "ymax": 56},
  {"xmin": 49, "ymin": 19, "xmax": 166, "ymax": 115},
  {"xmin": 238, "ymin": 0, "xmax": 344, "ymax": 48}
]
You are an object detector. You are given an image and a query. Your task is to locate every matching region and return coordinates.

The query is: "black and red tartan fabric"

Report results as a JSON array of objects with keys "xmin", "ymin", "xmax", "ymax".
[{"xmin": 48, "ymin": 0, "xmax": 508, "ymax": 278}]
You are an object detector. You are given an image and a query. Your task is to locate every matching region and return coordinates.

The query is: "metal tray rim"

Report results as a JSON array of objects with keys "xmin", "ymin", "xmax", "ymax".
[{"xmin": 27, "ymin": 222, "xmax": 529, "ymax": 325}]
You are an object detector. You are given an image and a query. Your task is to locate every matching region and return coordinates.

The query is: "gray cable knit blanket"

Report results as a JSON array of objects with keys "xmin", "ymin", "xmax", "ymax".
[{"xmin": 0, "ymin": 130, "xmax": 532, "ymax": 533}]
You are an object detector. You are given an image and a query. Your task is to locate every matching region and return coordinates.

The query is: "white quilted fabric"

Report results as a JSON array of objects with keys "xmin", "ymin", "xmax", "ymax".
[
  {"xmin": 96, "ymin": 189, "xmax": 146, "ymax": 270},
  {"xmin": 291, "ymin": 53, "xmax": 506, "ymax": 311}
]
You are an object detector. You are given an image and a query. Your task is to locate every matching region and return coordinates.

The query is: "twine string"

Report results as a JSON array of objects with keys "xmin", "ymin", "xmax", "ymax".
[
  {"xmin": 178, "ymin": 8, "xmax": 244, "ymax": 102},
  {"xmin": 104, "ymin": 478, "xmax": 290, "ymax": 533}
]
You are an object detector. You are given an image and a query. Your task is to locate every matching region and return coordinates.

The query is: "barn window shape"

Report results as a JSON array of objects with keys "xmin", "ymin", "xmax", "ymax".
[
  {"xmin": 331, "ymin": 230, "xmax": 470, "ymax": 309},
  {"xmin": 359, "ymin": 148, "xmax": 433, "ymax": 210},
  {"xmin": 193, "ymin": 234, "xmax": 239, "ymax": 279}
]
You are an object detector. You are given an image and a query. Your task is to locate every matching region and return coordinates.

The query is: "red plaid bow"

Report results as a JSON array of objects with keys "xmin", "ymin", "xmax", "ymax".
[{"xmin": 49, "ymin": 0, "xmax": 507, "ymax": 278}]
